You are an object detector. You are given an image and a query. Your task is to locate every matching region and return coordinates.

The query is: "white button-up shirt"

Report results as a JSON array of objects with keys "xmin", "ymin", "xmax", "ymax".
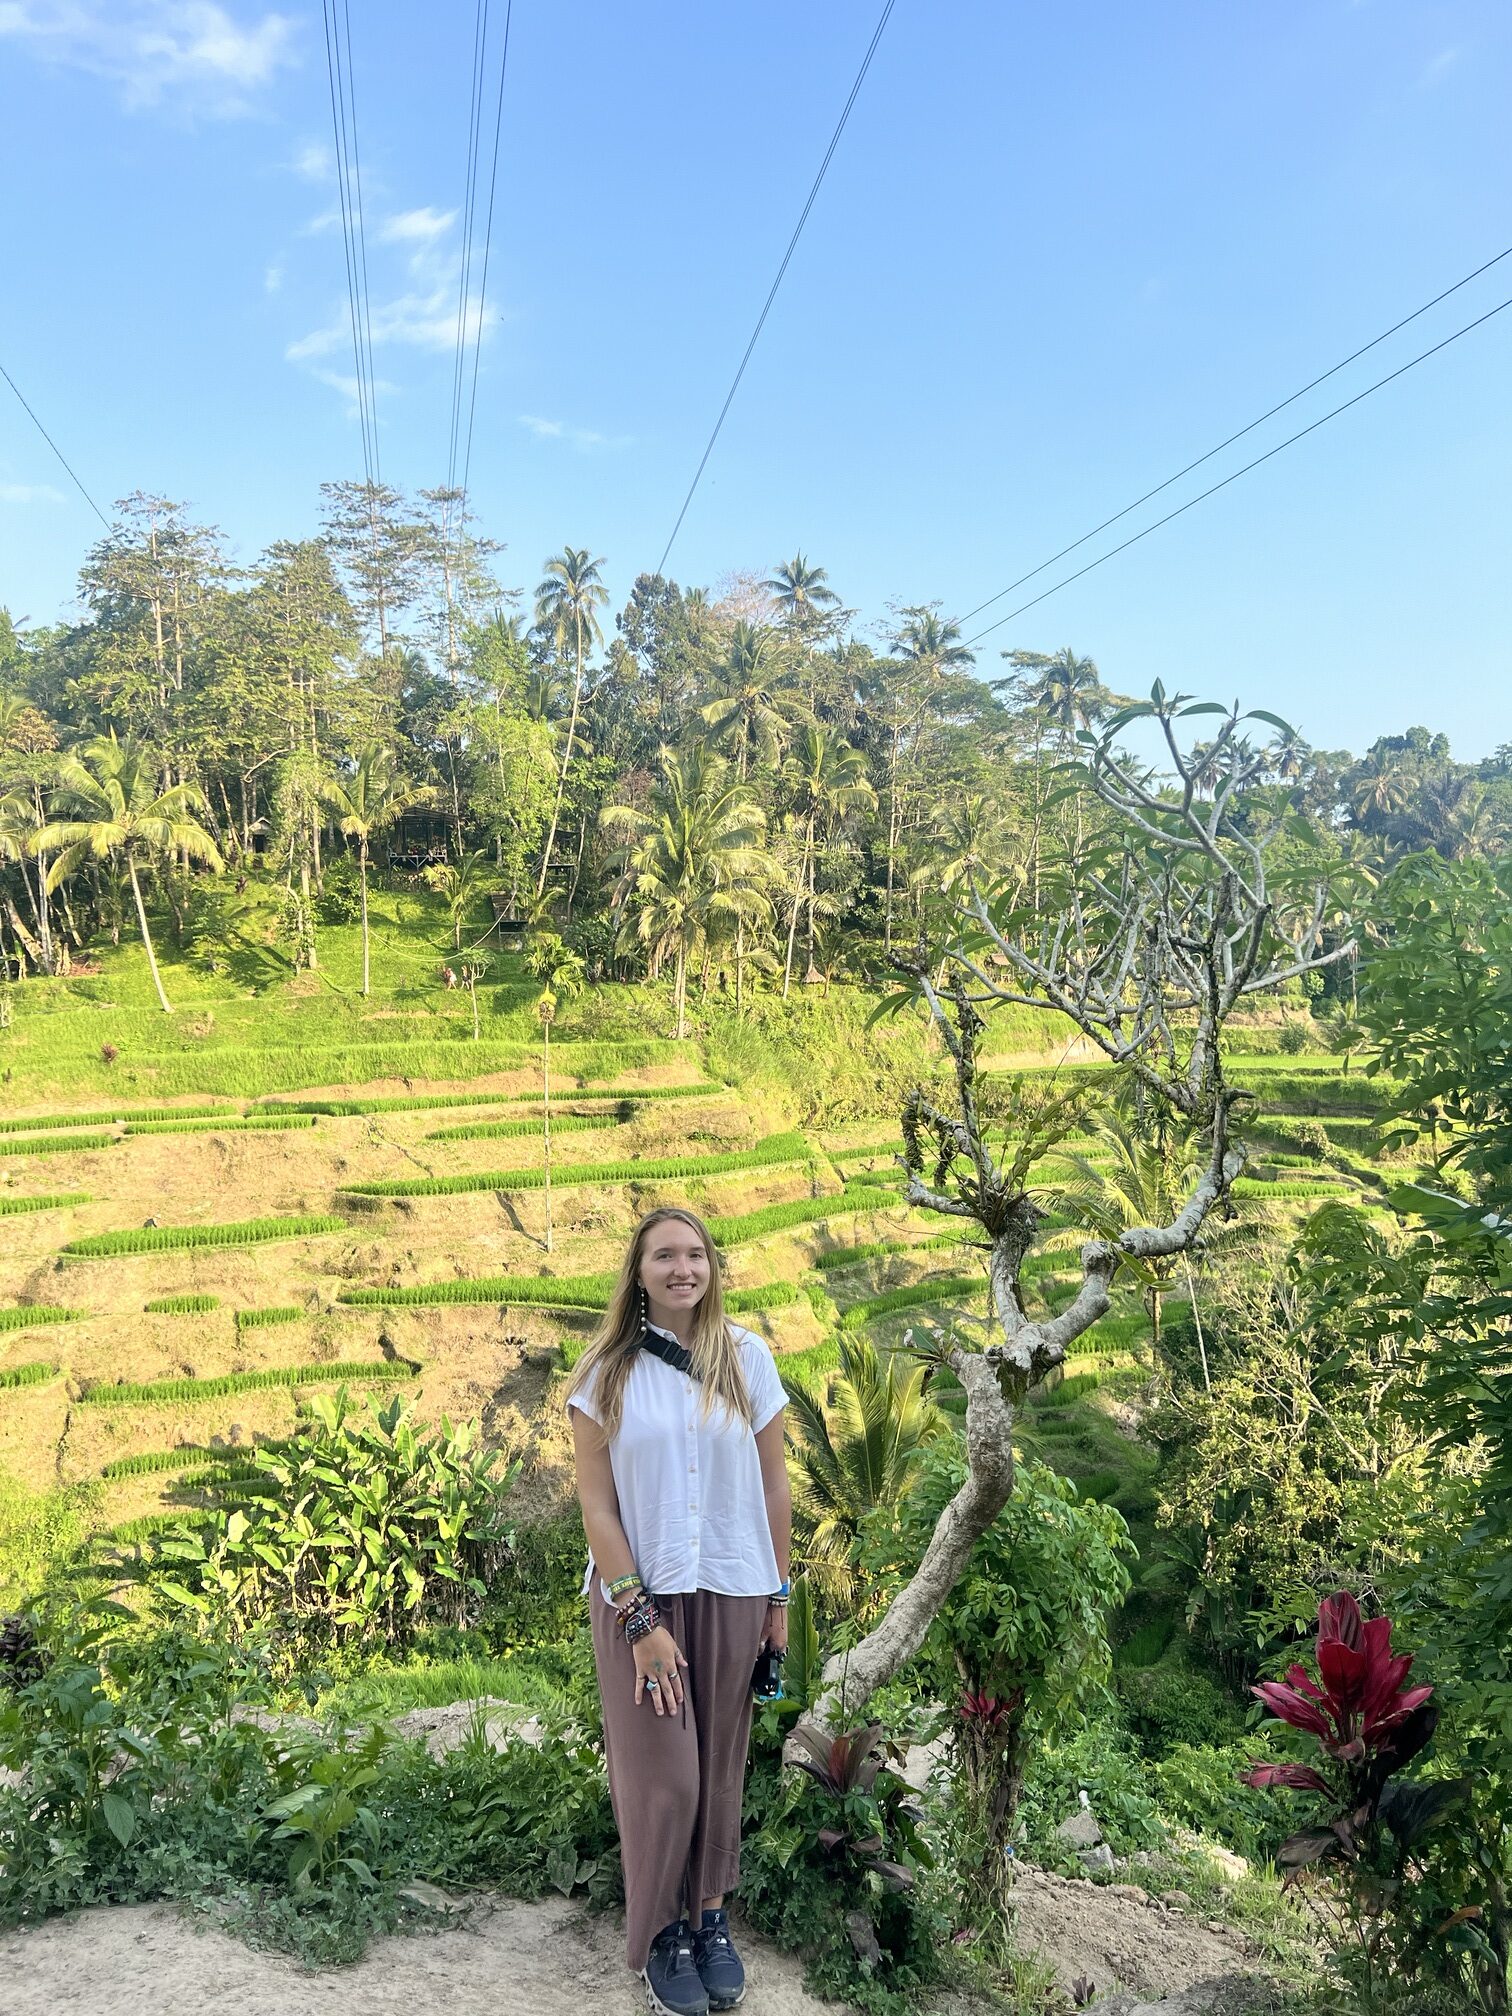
[{"xmin": 568, "ymin": 1323, "xmax": 788, "ymax": 1600}]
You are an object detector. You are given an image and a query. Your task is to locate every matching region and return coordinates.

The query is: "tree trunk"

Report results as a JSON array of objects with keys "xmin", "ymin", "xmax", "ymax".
[
  {"xmin": 782, "ymin": 818, "xmax": 813, "ymax": 998},
  {"xmin": 469, "ymin": 975, "xmax": 480, "ymax": 1041},
  {"xmin": 128, "ymin": 855, "xmax": 173, "ymax": 1014},
  {"xmin": 359, "ymin": 839, "xmax": 371, "ymax": 997},
  {"xmin": 536, "ymin": 608, "xmax": 584, "ymax": 899},
  {"xmin": 675, "ymin": 941, "xmax": 688, "ymax": 1040},
  {"xmin": 542, "ymin": 1020, "xmax": 554, "ymax": 1254}
]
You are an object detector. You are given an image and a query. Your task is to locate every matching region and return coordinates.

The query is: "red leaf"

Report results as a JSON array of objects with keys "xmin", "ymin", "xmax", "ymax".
[
  {"xmin": 1253, "ymin": 1681, "xmax": 1333, "ymax": 1741},
  {"xmin": 1282, "ymin": 1663, "xmax": 1329, "ymax": 1703},
  {"xmin": 1243, "ymin": 1762, "xmax": 1332, "ymax": 1795},
  {"xmin": 1317, "ymin": 1592, "xmax": 1363, "ymax": 1651},
  {"xmin": 1317, "ymin": 1637, "xmax": 1369, "ymax": 1714}
]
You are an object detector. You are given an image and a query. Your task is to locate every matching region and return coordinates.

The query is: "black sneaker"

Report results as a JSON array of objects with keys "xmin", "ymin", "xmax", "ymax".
[
  {"xmin": 692, "ymin": 1908, "xmax": 746, "ymax": 2010},
  {"xmin": 643, "ymin": 1918, "xmax": 709, "ymax": 2016}
]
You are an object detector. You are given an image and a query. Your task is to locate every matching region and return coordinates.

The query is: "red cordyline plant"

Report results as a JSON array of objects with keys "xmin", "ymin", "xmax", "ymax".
[{"xmin": 1243, "ymin": 1590, "xmax": 1464, "ymax": 1876}]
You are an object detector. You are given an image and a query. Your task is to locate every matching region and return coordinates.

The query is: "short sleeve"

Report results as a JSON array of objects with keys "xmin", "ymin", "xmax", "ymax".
[
  {"xmin": 745, "ymin": 1337, "xmax": 789, "ymax": 1433},
  {"xmin": 566, "ymin": 1364, "xmax": 602, "ymax": 1424}
]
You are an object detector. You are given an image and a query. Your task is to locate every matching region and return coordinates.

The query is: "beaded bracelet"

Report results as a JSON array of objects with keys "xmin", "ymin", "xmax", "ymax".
[
  {"xmin": 624, "ymin": 1601, "xmax": 662, "ymax": 1646},
  {"xmin": 607, "ymin": 1572, "xmax": 643, "ymax": 1601}
]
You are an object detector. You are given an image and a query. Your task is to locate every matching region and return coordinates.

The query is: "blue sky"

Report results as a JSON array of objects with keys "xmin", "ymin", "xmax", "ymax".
[{"xmin": 1, "ymin": 0, "xmax": 1508, "ymax": 758}]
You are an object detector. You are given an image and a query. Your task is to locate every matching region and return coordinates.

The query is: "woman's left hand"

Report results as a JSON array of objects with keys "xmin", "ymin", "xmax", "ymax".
[{"xmin": 762, "ymin": 1602, "xmax": 788, "ymax": 1655}]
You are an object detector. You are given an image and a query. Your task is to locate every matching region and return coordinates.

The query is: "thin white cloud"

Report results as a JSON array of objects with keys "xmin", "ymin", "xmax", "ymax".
[
  {"xmin": 264, "ymin": 261, "xmax": 282, "ymax": 293},
  {"xmin": 291, "ymin": 138, "xmax": 330, "ymax": 181},
  {"xmin": 380, "ymin": 207, "xmax": 457, "ymax": 245},
  {"xmin": 0, "ymin": 481, "xmax": 66, "ymax": 504},
  {"xmin": 1420, "ymin": 46, "xmax": 1458, "ymax": 85},
  {"xmin": 313, "ymin": 368, "xmax": 399, "ymax": 417},
  {"xmin": 519, "ymin": 414, "xmax": 633, "ymax": 453},
  {"xmin": 0, "ymin": 1, "xmax": 298, "ymax": 115},
  {"xmin": 288, "ymin": 286, "xmax": 490, "ymax": 361},
  {"xmin": 299, "ymin": 206, "xmax": 342, "ymax": 237}
]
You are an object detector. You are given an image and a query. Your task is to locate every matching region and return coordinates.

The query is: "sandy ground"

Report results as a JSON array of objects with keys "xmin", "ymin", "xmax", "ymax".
[
  {"xmin": 4, "ymin": 1892, "xmax": 843, "ymax": 2016},
  {"xmin": 1008, "ymin": 1866, "xmax": 1262, "ymax": 2001}
]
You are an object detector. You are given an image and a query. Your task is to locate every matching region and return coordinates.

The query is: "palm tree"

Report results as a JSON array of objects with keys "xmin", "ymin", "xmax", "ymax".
[
  {"xmin": 784, "ymin": 1333, "xmax": 949, "ymax": 1608},
  {"xmin": 534, "ymin": 548, "xmax": 608, "ymax": 900},
  {"xmin": 780, "ymin": 724, "xmax": 875, "ymax": 996},
  {"xmin": 880, "ymin": 608, "xmax": 976, "ymax": 948},
  {"xmin": 524, "ymin": 933, "xmax": 585, "ymax": 1253},
  {"xmin": 1003, "ymin": 645, "xmax": 1116, "ymax": 754},
  {"xmin": 321, "ymin": 744, "xmax": 424, "ymax": 997},
  {"xmin": 602, "ymin": 747, "xmax": 771, "ymax": 1038},
  {"xmin": 37, "ymin": 734, "xmax": 223, "ymax": 1014},
  {"xmin": 700, "ymin": 621, "xmax": 791, "ymax": 779},
  {"xmin": 765, "ymin": 553, "xmax": 838, "ymax": 636}
]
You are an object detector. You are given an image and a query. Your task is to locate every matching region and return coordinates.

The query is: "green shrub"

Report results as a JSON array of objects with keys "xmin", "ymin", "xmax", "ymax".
[
  {"xmin": 481, "ymin": 1506, "xmax": 590, "ymax": 1654},
  {"xmin": 836, "ymin": 1274, "xmax": 983, "ymax": 1330},
  {"xmin": 235, "ymin": 1306, "xmax": 303, "ymax": 1330},
  {"xmin": 143, "ymin": 1294, "xmax": 220, "ymax": 1315},
  {"xmin": 1148, "ymin": 1741, "xmax": 1292, "ymax": 1860},
  {"xmin": 64, "ymin": 1214, "xmax": 345, "ymax": 1258},
  {"xmin": 1076, "ymin": 1469, "xmax": 1122, "ymax": 1502},
  {"xmin": 0, "ymin": 1361, "xmax": 57, "ymax": 1390},
  {"xmin": 0, "ymin": 1305, "xmax": 84, "ymax": 1333},
  {"xmin": 1018, "ymin": 1725, "xmax": 1164, "ymax": 1859},
  {"xmin": 1114, "ymin": 1616, "xmax": 1176, "ymax": 1669},
  {"xmin": 1115, "ymin": 1658, "xmax": 1243, "ymax": 1759},
  {"xmin": 0, "ymin": 1132, "xmax": 116, "ymax": 1157},
  {"xmin": 145, "ymin": 1391, "xmax": 516, "ymax": 1661},
  {"xmin": 338, "ymin": 1131, "xmax": 811, "ymax": 1200},
  {"xmin": 0, "ymin": 1191, "xmax": 91, "ymax": 1216},
  {"xmin": 79, "ymin": 1360, "xmax": 419, "ymax": 1407},
  {"xmin": 1036, "ymin": 1370, "xmax": 1104, "ymax": 1408},
  {"xmin": 1230, "ymin": 1176, "xmax": 1347, "ymax": 1199}
]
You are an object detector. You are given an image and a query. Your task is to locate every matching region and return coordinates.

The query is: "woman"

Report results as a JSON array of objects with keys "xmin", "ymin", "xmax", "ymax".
[{"xmin": 567, "ymin": 1206, "xmax": 791, "ymax": 2016}]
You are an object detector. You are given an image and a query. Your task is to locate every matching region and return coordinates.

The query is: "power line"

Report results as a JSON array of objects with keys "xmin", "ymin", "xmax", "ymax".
[
  {"xmin": 341, "ymin": 0, "xmax": 382, "ymax": 484},
  {"xmin": 320, "ymin": 0, "xmax": 377, "ymax": 490},
  {"xmin": 460, "ymin": 0, "xmax": 513, "ymax": 505},
  {"xmin": 656, "ymin": 0, "xmax": 898, "ymax": 576},
  {"xmin": 962, "ymin": 290, "xmax": 1512, "ymax": 650},
  {"xmin": 959, "ymin": 242, "xmax": 1512, "ymax": 631},
  {"xmin": 0, "ymin": 361, "xmax": 111, "ymax": 531},
  {"xmin": 447, "ymin": 0, "xmax": 489, "ymax": 498}
]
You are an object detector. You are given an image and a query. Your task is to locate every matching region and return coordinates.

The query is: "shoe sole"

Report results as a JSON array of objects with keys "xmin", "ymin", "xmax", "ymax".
[
  {"xmin": 708, "ymin": 1992, "xmax": 746, "ymax": 2011},
  {"xmin": 641, "ymin": 1971, "xmax": 709, "ymax": 2016}
]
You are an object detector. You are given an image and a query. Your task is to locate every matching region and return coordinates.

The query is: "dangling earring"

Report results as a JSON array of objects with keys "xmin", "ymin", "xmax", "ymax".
[{"xmin": 638, "ymin": 1284, "xmax": 648, "ymax": 1339}]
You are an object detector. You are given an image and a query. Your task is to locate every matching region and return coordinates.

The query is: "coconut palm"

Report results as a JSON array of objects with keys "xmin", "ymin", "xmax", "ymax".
[
  {"xmin": 602, "ymin": 746, "xmax": 771, "ymax": 1038},
  {"xmin": 321, "ymin": 744, "xmax": 425, "ymax": 997},
  {"xmin": 878, "ymin": 609, "xmax": 977, "ymax": 947},
  {"xmin": 37, "ymin": 734, "xmax": 223, "ymax": 1014},
  {"xmin": 765, "ymin": 553, "xmax": 839, "ymax": 636},
  {"xmin": 784, "ymin": 1333, "xmax": 949, "ymax": 1608},
  {"xmin": 534, "ymin": 548, "xmax": 608, "ymax": 899},
  {"xmin": 524, "ymin": 933, "xmax": 585, "ymax": 1253},
  {"xmin": 1003, "ymin": 645, "xmax": 1117, "ymax": 754},
  {"xmin": 780, "ymin": 724, "xmax": 875, "ymax": 996},
  {"xmin": 700, "ymin": 621, "xmax": 791, "ymax": 779}
]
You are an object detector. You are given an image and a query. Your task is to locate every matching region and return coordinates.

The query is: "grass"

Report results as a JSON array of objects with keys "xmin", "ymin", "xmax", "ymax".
[
  {"xmin": 0, "ymin": 1104, "xmax": 237, "ymax": 1133},
  {"xmin": 336, "ymin": 1131, "xmax": 811, "ymax": 1199},
  {"xmin": 316, "ymin": 1647, "xmax": 578, "ymax": 1725},
  {"xmin": 0, "ymin": 1304, "xmax": 85, "ymax": 1332},
  {"xmin": 235, "ymin": 1305, "xmax": 303, "ymax": 1330},
  {"xmin": 1230, "ymin": 1176, "xmax": 1354, "ymax": 1199},
  {"xmin": 810, "ymin": 1231, "xmax": 974, "ymax": 1271},
  {"xmin": 143, "ymin": 1294, "xmax": 221, "ymax": 1314},
  {"xmin": 704, "ymin": 1185, "xmax": 900, "ymax": 1246},
  {"xmin": 425, "ymin": 1114, "xmax": 612, "ymax": 1142},
  {"xmin": 79, "ymin": 1359, "xmax": 420, "ymax": 1407},
  {"xmin": 836, "ymin": 1273, "xmax": 985, "ymax": 1330},
  {"xmin": 256, "ymin": 1079, "xmax": 727, "ymax": 1119},
  {"xmin": 63, "ymin": 1213, "xmax": 346, "ymax": 1258},
  {"xmin": 100, "ymin": 1445, "xmax": 220, "ymax": 1479},
  {"xmin": 338, "ymin": 1272, "xmax": 797, "ymax": 1317},
  {"xmin": 0, "ymin": 1191, "xmax": 92, "ymax": 1215},
  {"xmin": 0, "ymin": 1361, "xmax": 58, "ymax": 1389},
  {"xmin": 0, "ymin": 1131, "xmax": 117, "ymax": 1156},
  {"xmin": 124, "ymin": 1114, "xmax": 319, "ymax": 1136}
]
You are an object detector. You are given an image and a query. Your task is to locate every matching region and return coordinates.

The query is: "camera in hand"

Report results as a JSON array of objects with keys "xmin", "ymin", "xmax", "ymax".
[{"xmin": 752, "ymin": 1647, "xmax": 786, "ymax": 1701}]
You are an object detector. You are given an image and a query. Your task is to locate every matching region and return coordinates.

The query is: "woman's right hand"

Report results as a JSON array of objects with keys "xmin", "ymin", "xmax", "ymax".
[{"xmin": 632, "ymin": 1624, "xmax": 688, "ymax": 1715}]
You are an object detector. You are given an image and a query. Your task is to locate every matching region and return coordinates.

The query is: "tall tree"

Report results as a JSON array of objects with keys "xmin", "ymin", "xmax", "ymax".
[
  {"xmin": 321, "ymin": 744, "xmax": 425, "ymax": 997},
  {"xmin": 525, "ymin": 933, "xmax": 585, "ymax": 1253},
  {"xmin": 879, "ymin": 607, "xmax": 976, "ymax": 948},
  {"xmin": 534, "ymin": 549, "xmax": 608, "ymax": 902},
  {"xmin": 38, "ymin": 733, "xmax": 223, "ymax": 1013},
  {"xmin": 780, "ymin": 724, "xmax": 875, "ymax": 996}
]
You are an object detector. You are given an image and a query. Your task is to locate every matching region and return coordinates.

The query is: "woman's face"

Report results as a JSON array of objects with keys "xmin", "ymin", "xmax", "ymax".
[{"xmin": 637, "ymin": 1218, "xmax": 711, "ymax": 1317}]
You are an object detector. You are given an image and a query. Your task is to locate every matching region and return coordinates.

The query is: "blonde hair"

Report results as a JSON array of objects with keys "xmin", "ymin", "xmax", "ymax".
[{"xmin": 566, "ymin": 1207, "xmax": 754, "ymax": 1444}]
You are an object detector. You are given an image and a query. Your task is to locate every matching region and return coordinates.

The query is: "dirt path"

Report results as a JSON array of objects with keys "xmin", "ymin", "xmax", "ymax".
[{"xmin": 4, "ymin": 1892, "xmax": 842, "ymax": 2016}]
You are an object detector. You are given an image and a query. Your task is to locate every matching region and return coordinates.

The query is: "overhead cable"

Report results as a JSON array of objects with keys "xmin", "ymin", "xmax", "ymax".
[
  {"xmin": 962, "ymin": 290, "xmax": 1512, "ymax": 649},
  {"xmin": 460, "ymin": 0, "xmax": 513, "ymax": 504},
  {"xmin": 656, "ymin": 0, "xmax": 898, "ymax": 575},
  {"xmin": 959, "ymin": 242, "xmax": 1512, "ymax": 631},
  {"xmin": 0, "ymin": 361, "xmax": 112, "ymax": 531}
]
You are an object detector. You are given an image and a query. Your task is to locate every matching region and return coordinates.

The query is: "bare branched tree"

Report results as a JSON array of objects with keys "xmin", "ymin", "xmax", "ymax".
[{"xmin": 794, "ymin": 686, "xmax": 1357, "ymax": 1743}]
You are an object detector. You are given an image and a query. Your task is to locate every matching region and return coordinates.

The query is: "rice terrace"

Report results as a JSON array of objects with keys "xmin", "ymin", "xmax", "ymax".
[{"xmin": 2, "ymin": 6, "xmax": 1510, "ymax": 2016}]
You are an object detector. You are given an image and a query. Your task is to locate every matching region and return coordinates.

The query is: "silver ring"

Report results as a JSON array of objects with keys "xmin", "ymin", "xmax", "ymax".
[{"xmin": 645, "ymin": 1677, "xmax": 660, "ymax": 1689}]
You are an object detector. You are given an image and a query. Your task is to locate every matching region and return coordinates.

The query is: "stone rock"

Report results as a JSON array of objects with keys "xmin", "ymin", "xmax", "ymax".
[
  {"xmin": 1108, "ymin": 1883, "xmax": 1149, "ymax": 1903},
  {"xmin": 1162, "ymin": 1890, "xmax": 1193, "ymax": 1911},
  {"xmin": 896, "ymin": 1732, "xmax": 951, "ymax": 1795},
  {"xmin": 1056, "ymin": 1807, "xmax": 1105, "ymax": 1850},
  {"xmin": 1080, "ymin": 1843, "xmax": 1117, "ymax": 1875},
  {"xmin": 1198, "ymin": 1844, "xmax": 1249, "ymax": 1883},
  {"xmin": 844, "ymin": 1911, "xmax": 883, "ymax": 1969}
]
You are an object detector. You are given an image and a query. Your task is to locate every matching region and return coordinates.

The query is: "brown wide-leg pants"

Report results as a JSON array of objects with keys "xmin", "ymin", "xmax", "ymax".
[{"xmin": 590, "ymin": 1587, "xmax": 769, "ymax": 1973}]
